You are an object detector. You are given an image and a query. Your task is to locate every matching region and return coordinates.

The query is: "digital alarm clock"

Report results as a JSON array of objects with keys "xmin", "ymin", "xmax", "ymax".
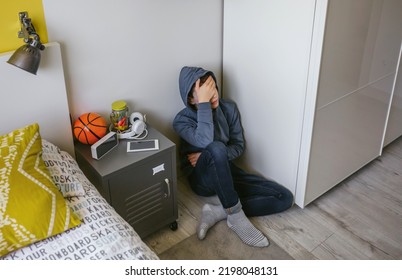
[{"xmin": 91, "ymin": 131, "xmax": 119, "ymax": 159}]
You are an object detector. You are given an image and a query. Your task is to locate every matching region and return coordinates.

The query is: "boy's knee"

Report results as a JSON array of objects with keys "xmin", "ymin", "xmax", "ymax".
[{"xmin": 205, "ymin": 141, "xmax": 227, "ymax": 161}]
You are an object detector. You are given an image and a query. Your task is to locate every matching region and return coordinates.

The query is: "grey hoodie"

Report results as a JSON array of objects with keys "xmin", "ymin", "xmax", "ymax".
[{"xmin": 173, "ymin": 66, "xmax": 245, "ymax": 174}]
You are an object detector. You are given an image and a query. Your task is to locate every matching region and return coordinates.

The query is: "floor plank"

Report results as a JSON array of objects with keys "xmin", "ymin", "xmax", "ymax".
[{"xmin": 255, "ymin": 211, "xmax": 318, "ymax": 260}]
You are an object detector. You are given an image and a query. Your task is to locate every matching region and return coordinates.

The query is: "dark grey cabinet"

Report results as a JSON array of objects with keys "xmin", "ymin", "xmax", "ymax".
[{"xmin": 74, "ymin": 126, "xmax": 178, "ymax": 238}]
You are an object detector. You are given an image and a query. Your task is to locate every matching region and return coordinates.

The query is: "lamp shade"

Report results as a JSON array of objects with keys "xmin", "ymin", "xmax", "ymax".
[{"xmin": 7, "ymin": 44, "xmax": 41, "ymax": 75}]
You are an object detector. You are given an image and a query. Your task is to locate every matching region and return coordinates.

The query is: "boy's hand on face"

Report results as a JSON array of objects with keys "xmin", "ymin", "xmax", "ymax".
[{"xmin": 195, "ymin": 76, "xmax": 216, "ymax": 103}]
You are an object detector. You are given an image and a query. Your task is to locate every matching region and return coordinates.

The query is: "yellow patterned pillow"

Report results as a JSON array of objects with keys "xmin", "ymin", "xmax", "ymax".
[{"xmin": 0, "ymin": 123, "xmax": 81, "ymax": 257}]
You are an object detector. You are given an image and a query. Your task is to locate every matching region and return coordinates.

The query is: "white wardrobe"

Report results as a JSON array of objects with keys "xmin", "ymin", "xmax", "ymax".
[{"xmin": 223, "ymin": 0, "xmax": 402, "ymax": 207}]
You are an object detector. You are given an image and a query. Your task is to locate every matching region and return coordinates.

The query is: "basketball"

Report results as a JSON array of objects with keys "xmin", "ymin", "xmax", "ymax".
[{"xmin": 73, "ymin": 112, "xmax": 108, "ymax": 145}]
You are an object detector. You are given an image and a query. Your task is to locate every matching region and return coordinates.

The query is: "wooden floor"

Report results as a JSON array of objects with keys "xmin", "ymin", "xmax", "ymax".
[{"xmin": 144, "ymin": 137, "xmax": 402, "ymax": 259}]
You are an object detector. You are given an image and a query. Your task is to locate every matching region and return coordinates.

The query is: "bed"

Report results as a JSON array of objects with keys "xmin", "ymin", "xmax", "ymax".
[{"xmin": 0, "ymin": 43, "xmax": 159, "ymax": 260}]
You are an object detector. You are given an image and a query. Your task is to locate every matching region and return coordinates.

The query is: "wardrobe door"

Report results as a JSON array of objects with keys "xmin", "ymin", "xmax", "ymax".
[
  {"xmin": 384, "ymin": 44, "xmax": 402, "ymax": 146},
  {"xmin": 301, "ymin": 0, "xmax": 402, "ymax": 206}
]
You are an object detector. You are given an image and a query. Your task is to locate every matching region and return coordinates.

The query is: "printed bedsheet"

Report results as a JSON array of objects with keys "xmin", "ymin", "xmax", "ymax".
[{"xmin": 1, "ymin": 140, "xmax": 159, "ymax": 260}]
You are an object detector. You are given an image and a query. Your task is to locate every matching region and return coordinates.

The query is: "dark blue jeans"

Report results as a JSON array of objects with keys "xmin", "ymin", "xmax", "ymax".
[{"xmin": 188, "ymin": 141, "xmax": 294, "ymax": 216}]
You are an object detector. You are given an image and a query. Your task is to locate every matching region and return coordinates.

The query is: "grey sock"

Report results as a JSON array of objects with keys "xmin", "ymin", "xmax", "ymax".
[
  {"xmin": 197, "ymin": 203, "xmax": 227, "ymax": 240},
  {"xmin": 203, "ymin": 195, "xmax": 221, "ymax": 205},
  {"xmin": 227, "ymin": 209, "xmax": 269, "ymax": 247}
]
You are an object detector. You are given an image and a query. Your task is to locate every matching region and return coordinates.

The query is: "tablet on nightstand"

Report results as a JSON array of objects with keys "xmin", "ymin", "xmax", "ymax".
[{"xmin": 127, "ymin": 139, "xmax": 159, "ymax": 152}]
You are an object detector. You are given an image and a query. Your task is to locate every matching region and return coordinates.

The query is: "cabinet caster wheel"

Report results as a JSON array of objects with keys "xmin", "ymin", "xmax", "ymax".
[{"xmin": 169, "ymin": 221, "xmax": 178, "ymax": 231}]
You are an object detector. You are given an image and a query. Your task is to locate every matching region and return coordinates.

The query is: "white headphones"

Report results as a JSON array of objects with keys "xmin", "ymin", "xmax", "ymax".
[{"xmin": 111, "ymin": 112, "xmax": 148, "ymax": 140}]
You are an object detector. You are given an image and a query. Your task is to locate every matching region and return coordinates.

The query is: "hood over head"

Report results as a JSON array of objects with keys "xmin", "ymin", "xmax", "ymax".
[{"xmin": 179, "ymin": 66, "xmax": 218, "ymax": 109}]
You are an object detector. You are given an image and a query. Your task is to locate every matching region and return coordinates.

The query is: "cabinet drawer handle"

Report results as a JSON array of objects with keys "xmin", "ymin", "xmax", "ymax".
[{"xmin": 164, "ymin": 178, "xmax": 170, "ymax": 198}]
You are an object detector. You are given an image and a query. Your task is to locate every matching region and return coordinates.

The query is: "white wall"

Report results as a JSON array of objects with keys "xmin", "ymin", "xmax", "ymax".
[
  {"xmin": 223, "ymin": 0, "xmax": 318, "ymax": 192},
  {"xmin": 42, "ymin": 0, "xmax": 223, "ymax": 142}
]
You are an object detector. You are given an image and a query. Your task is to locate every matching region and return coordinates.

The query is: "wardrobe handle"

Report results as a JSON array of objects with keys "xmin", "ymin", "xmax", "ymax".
[{"xmin": 164, "ymin": 178, "xmax": 170, "ymax": 198}]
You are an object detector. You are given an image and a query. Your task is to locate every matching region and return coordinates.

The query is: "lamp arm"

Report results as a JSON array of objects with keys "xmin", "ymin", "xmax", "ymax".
[
  {"xmin": 18, "ymin": 12, "xmax": 45, "ymax": 51},
  {"xmin": 30, "ymin": 34, "xmax": 45, "ymax": 50}
]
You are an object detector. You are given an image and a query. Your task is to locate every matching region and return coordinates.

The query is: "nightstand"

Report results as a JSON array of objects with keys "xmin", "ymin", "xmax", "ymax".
[{"xmin": 74, "ymin": 126, "xmax": 178, "ymax": 238}]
